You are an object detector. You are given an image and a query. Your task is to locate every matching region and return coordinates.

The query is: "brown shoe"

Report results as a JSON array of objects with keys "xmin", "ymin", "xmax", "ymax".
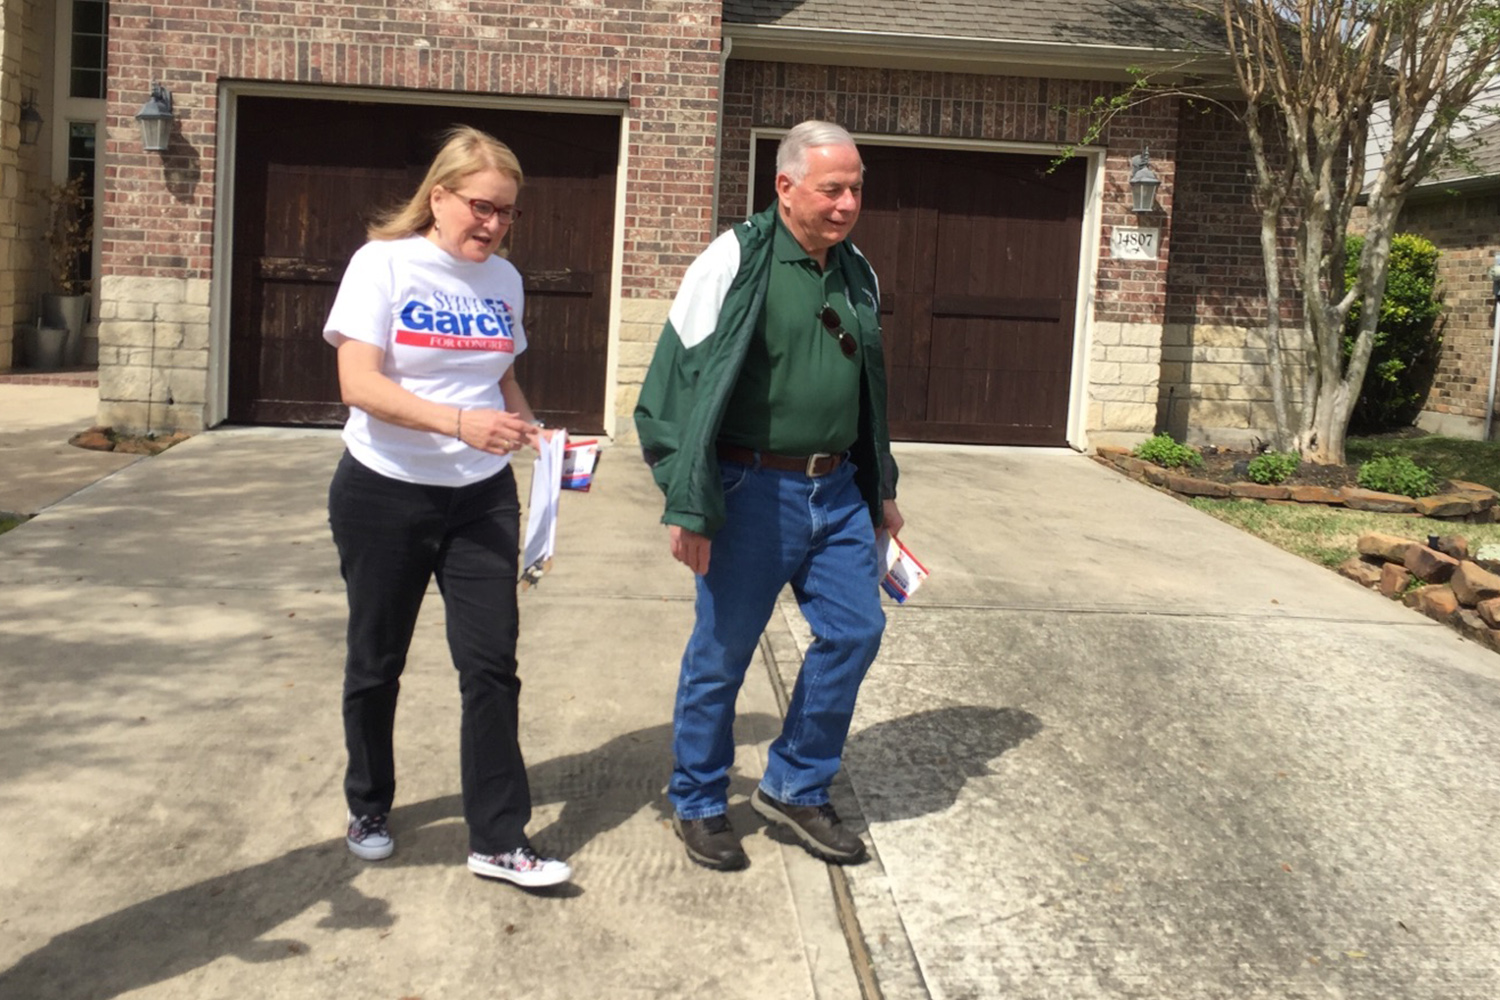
[
  {"xmin": 751, "ymin": 788, "xmax": 868, "ymax": 864},
  {"xmin": 673, "ymin": 813, "xmax": 748, "ymax": 871}
]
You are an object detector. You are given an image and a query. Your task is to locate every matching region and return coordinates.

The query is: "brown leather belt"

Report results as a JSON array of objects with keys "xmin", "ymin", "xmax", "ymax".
[{"xmin": 717, "ymin": 443, "xmax": 843, "ymax": 477}]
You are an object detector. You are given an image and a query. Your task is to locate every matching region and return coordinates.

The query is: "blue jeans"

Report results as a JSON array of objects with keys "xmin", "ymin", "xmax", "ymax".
[{"xmin": 670, "ymin": 456, "xmax": 885, "ymax": 820}]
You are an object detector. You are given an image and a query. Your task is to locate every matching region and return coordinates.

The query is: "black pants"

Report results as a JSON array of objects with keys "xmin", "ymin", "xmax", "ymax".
[{"xmin": 328, "ymin": 451, "xmax": 529, "ymax": 854}]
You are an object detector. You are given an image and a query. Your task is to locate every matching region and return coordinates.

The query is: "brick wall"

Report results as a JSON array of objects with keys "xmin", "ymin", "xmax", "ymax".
[
  {"xmin": 101, "ymin": 0, "xmax": 724, "ymax": 432},
  {"xmin": 1399, "ymin": 189, "xmax": 1500, "ymax": 439},
  {"xmin": 720, "ymin": 62, "xmax": 1179, "ymax": 326},
  {"xmin": 1158, "ymin": 100, "xmax": 1305, "ymax": 447}
]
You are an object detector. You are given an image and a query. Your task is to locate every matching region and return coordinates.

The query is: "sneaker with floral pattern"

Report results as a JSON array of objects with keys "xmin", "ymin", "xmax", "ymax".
[
  {"xmin": 346, "ymin": 812, "xmax": 394, "ymax": 861},
  {"xmin": 467, "ymin": 846, "xmax": 572, "ymax": 887}
]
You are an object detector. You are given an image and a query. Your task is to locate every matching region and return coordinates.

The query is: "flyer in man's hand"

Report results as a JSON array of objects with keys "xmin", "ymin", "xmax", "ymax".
[
  {"xmin": 561, "ymin": 438, "xmax": 600, "ymax": 492},
  {"xmin": 877, "ymin": 531, "xmax": 929, "ymax": 604}
]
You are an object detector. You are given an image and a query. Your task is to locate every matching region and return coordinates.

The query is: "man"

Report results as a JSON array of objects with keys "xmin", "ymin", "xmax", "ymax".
[{"xmin": 635, "ymin": 120, "xmax": 904, "ymax": 871}]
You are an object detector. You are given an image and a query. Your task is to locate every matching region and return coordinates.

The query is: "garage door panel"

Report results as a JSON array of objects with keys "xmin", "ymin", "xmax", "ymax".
[
  {"xmin": 508, "ymin": 148, "xmax": 616, "ymax": 425},
  {"xmin": 231, "ymin": 98, "xmax": 617, "ymax": 431},
  {"xmin": 889, "ymin": 417, "xmax": 1068, "ymax": 445},
  {"xmin": 240, "ymin": 281, "xmax": 345, "ymax": 423},
  {"xmin": 754, "ymin": 139, "xmax": 1084, "ymax": 445},
  {"xmin": 921, "ymin": 368, "xmax": 1067, "ymax": 430},
  {"xmin": 935, "ymin": 221, "xmax": 1077, "ymax": 300},
  {"xmin": 887, "ymin": 364, "xmax": 928, "ymax": 426},
  {"xmin": 262, "ymin": 165, "xmax": 405, "ymax": 262},
  {"xmin": 931, "ymin": 295, "xmax": 1063, "ymax": 321},
  {"xmin": 901, "ymin": 206, "xmax": 938, "ymax": 379}
]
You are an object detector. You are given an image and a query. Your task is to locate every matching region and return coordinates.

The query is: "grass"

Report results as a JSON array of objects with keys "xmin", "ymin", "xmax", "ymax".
[
  {"xmin": 0, "ymin": 515, "xmax": 25, "ymax": 537},
  {"xmin": 1186, "ymin": 499, "xmax": 1500, "ymax": 567},
  {"xmin": 1188, "ymin": 431, "xmax": 1500, "ymax": 568},
  {"xmin": 1182, "ymin": 431, "xmax": 1500, "ymax": 569},
  {"xmin": 1345, "ymin": 433, "xmax": 1500, "ymax": 490}
]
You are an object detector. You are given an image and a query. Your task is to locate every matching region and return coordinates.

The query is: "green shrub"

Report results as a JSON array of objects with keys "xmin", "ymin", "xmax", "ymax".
[
  {"xmin": 1357, "ymin": 454, "xmax": 1439, "ymax": 497},
  {"xmin": 1342, "ymin": 233, "xmax": 1442, "ymax": 433},
  {"xmin": 1245, "ymin": 451, "xmax": 1300, "ymax": 485},
  {"xmin": 1134, "ymin": 433, "xmax": 1202, "ymax": 469}
]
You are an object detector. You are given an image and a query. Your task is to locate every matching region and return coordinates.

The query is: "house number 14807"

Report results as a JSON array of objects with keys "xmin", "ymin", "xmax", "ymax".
[{"xmin": 1110, "ymin": 227, "xmax": 1160, "ymax": 260}]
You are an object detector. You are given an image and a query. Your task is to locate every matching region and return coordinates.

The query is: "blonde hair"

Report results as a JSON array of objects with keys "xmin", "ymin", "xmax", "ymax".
[{"xmin": 368, "ymin": 125, "xmax": 524, "ymax": 241}]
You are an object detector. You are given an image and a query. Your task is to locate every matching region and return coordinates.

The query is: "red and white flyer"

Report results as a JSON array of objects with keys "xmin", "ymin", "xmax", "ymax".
[
  {"xmin": 877, "ymin": 531, "xmax": 929, "ymax": 604},
  {"xmin": 561, "ymin": 438, "xmax": 600, "ymax": 492}
]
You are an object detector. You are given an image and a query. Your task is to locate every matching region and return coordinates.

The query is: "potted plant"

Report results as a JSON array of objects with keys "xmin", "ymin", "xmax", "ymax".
[{"xmin": 40, "ymin": 174, "xmax": 93, "ymax": 365}]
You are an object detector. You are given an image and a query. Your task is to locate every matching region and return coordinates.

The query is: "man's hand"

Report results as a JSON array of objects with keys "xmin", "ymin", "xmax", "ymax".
[
  {"xmin": 882, "ymin": 500, "xmax": 905, "ymax": 537},
  {"xmin": 670, "ymin": 525, "xmax": 712, "ymax": 575}
]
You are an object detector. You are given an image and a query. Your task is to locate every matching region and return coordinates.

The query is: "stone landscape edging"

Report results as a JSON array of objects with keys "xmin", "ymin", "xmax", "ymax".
[
  {"xmin": 1338, "ymin": 532, "xmax": 1500, "ymax": 652},
  {"xmin": 1092, "ymin": 445, "xmax": 1500, "ymax": 653},
  {"xmin": 1093, "ymin": 446, "xmax": 1500, "ymax": 523}
]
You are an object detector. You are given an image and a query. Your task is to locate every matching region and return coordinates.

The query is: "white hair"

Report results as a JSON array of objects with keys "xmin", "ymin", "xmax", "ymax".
[{"xmin": 776, "ymin": 120, "xmax": 860, "ymax": 183}]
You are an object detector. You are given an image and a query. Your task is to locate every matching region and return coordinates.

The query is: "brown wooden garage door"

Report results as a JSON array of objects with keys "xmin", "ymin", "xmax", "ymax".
[
  {"xmin": 229, "ymin": 98, "xmax": 618, "ymax": 431},
  {"xmin": 754, "ymin": 141, "xmax": 1086, "ymax": 445}
]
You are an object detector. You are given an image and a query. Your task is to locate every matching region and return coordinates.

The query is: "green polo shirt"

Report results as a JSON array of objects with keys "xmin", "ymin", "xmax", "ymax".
[{"xmin": 717, "ymin": 221, "xmax": 863, "ymax": 455}]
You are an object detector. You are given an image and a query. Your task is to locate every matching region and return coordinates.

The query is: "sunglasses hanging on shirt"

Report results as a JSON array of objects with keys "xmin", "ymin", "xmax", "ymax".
[{"xmin": 818, "ymin": 305, "xmax": 858, "ymax": 359}]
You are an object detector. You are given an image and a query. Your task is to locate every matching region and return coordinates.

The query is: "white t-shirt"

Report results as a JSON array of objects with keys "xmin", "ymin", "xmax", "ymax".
[{"xmin": 323, "ymin": 235, "xmax": 528, "ymax": 486}]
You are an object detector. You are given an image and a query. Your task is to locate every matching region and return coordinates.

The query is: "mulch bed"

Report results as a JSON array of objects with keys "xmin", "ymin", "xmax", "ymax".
[
  {"xmin": 1156, "ymin": 446, "xmax": 1472, "ymax": 497},
  {"xmin": 68, "ymin": 426, "xmax": 192, "ymax": 456},
  {"xmin": 1189, "ymin": 446, "xmax": 1364, "ymax": 491}
]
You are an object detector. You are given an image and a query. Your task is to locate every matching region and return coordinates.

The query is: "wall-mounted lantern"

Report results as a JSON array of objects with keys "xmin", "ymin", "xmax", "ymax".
[
  {"xmin": 19, "ymin": 92, "xmax": 43, "ymax": 146},
  {"xmin": 1128, "ymin": 148, "xmax": 1161, "ymax": 213},
  {"xmin": 135, "ymin": 84, "xmax": 174, "ymax": 153}
]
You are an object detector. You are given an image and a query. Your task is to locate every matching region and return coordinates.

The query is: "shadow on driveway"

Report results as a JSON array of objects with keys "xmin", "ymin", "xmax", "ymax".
[
  {"xmin": 1, "ymin": 716, "xmax": 782, "ymax": 1000},
  {"xmin": 2, "ymin": 698, "xmax": 1042, "ymax": 999},
  {"xmin": 845, "ymin": 705, "xmax": 1044, "ymax": 821}
]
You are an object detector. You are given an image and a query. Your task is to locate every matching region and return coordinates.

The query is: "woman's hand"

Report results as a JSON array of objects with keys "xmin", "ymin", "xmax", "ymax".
[
  {"xmin": 457, "ymin": 408, "xmax": 537, "ymax": 456},
  {"xmin": 525, "ymin": 425, "xmax": 561, "ymax": 450}
]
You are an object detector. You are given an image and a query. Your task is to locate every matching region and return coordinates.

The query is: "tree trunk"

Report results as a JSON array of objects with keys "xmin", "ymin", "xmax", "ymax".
[
  {"xmin": 1243, "ymin": 106, "xmax": 1293, "ymax": 451},
  {"xmin": 1307, "ymin": 373, "xmax": 1352, "ymax": 464},
  {"xmin": 1304, "ymin": 182, "xmax": 1402, "ymax": 465},
  {"xmin": 1257, "ymin": 203, "xmax": 1291, "ymax": 450}
]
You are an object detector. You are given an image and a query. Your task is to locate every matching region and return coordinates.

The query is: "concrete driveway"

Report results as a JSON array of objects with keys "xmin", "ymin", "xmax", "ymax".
[
  {"xmin": 773, "ymin": 446, "xmax": 1500, "ymax": 999},
  {"xmin": 3, "ymin": 408, "xmax": 1499, "ymax": 999},
  {"xmin": 0, "ymin": 382, "xmax": 138, "ymax": 518}
]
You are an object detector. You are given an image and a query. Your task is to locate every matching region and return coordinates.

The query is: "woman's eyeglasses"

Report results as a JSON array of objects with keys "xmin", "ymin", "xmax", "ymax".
[
  {"xmin": 465, "ymin": 198, "xmax": 522, "ymax": 224},
  {"xmin": 818, "ymin": 306, "xmax": 858, "ymax": 359}
]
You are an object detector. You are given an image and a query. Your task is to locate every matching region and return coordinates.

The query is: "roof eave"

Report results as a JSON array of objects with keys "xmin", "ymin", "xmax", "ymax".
[
  {"xmin": 723, "ymin": 24, "xmax": 1234, "ymax": 84},
  {"xmin": 1406, "ymin": 173, "xmax": 1500, "ymax": 201}
]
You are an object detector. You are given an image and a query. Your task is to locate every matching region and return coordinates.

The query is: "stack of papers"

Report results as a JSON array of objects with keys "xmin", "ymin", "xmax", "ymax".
[
  {"xmin": 521, "ymin": 430, "xmax": 569, "ymax": 587},
  {"xmin": 520, "ymin": 431, "xmax": 603, "ymax": 588}
]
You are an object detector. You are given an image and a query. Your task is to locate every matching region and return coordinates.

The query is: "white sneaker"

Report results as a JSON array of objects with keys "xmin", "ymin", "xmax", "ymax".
[
  {"xmin": 346, "ymin": 812, "xmax": 394, "ymax": 861},
  {"xmin": 467, "ymin": 846, "xmax": 572, "ymax": 887}
]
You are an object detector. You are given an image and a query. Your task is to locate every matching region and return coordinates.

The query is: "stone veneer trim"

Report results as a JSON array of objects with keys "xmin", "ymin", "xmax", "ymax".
[{"xmin": 97, "ymin": 274, "xmax": 212, "ymax": 434}]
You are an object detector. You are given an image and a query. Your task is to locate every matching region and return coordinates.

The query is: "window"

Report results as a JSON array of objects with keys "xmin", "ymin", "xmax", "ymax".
[
  {"xmin": 52, "ymin": 1, "xmax": 107, "ymax": 293},
  {"xmin": 69, "ymin": 0, "xmax": 109, "ymax": 100},
  {"xmin": 66, "ymin": 123, "xmax": 97, "ymax": 289}
]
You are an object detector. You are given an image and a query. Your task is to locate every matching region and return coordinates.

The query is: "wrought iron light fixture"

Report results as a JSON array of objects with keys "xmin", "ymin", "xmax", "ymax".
[
  {"xmin": 1128, "ymin": 148, "xmax": 1160, "ymax": 213},
  {"xmin": 135, "ymin": 84, "xmax": 174, "ymax": 152},
  {"xmin": 19, "ymin": 91, "xmax": 43, "ymax": 146}
]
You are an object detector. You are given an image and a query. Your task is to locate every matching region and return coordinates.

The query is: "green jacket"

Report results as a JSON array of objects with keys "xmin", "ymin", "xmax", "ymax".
[{"xmin": 634, "ymin": 203, "xmax": 898, "ymax": 538}]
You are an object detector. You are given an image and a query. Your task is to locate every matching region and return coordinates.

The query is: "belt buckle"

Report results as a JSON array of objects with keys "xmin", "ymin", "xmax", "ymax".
[{"xmin": 805, "ymin": 452, "xmax": 832, "ymax": 477}]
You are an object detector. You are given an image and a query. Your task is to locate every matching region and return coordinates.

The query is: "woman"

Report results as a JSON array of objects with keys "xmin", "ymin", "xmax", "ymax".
[{"xmin": 324, "ymin": 125, "xmax": 569, "ymax": 888}]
